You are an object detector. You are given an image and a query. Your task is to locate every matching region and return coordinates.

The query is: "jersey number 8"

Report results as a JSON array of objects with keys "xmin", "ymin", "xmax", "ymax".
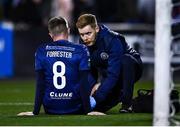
[{"xmin": 53, "ymin": 61, "xmax": 66, "ymax": 89}]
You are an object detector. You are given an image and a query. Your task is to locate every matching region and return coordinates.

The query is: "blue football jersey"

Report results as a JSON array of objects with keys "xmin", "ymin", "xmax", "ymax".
[{"xmin": 35, "ymin": 40, "xmax": 90, "ymax": 114}]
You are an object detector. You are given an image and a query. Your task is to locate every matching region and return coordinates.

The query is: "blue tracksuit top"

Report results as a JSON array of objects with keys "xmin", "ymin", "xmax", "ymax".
[{"xmin": 80, "ymin": 24, "xmax": 140, "ymax": 104}]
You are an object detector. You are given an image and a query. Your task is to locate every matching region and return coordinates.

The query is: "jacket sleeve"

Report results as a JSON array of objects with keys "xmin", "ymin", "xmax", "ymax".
[{"xmin": 93, "ymin": 37, "xmax": 124, "ymax": 104}]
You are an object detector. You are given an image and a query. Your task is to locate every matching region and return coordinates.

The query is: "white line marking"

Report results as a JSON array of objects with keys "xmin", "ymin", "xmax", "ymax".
[{"xmin": 0, "ymin": 102, "xmax": 33, "ymax": 106}]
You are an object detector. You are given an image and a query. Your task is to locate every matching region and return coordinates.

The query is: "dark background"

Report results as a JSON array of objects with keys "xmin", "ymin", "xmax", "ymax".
[{"xmin": 0, "ymin": 0, "xmax": 179, "ymax": 80}]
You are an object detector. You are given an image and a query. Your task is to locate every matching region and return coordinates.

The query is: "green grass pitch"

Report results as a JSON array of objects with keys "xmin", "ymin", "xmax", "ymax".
[{"xmin": 0, "ymin": 79, "xmax": 153, "ymax": 126}]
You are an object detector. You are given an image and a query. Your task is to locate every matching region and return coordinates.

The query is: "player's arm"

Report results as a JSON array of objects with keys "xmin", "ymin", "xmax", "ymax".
[
  {"xmin": 33, "ymin": 69, "xmax": 45, "ymax": 115},
  {"xmin": 90, "ymin": 66, "xmax": 98, "ymax": 82},
  {"xmin": 89, "ymin": 66, "xmax": 99, "ymax": 96},
  {"xmin": 79, "ymin": 70, "xmax": 93, "ymax": 114},
  {"xmin": 79, "ymin": 45, "xmax": 97, "ymax": 114},
  {"xmin": 17, "ymin": 70, "xmax": 45, "ymax": 116},
  {"xmin": 93, "ymin": 37, "xmax": 124, "ymax": 104},
  {"xmin": 18, "ymin": 47, "xmax": 45, "ymax": 116}
]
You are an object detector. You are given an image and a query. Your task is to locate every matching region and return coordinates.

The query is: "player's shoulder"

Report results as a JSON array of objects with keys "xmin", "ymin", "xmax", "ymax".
[
  {"xmin": 36, "ymin": 41, "xmax": 47, "ymax": 47},
  {"xmin": 68, "ymin": 41, "xmax": 87, "ymax": 51},
  {"xmin": 36, "ymin": 41, "xmax": 87, "ymax": 53},
  {"xmin": 68, "ymin": 42, "xmax": 89, "ymax": 57},
  {"xmin": 36, "ymin": 42, "xmax": 52, "ymax": 53}
]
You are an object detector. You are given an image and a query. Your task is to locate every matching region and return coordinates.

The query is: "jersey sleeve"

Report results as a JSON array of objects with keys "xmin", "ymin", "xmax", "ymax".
[
  {"xmin": 79, "ymin": 45, "xmax": 90, "ymax": 71},
  {"xmin": 35, "ymin": 47, "xmax": 44, "ymax": 71},
  {"xmin": 33, "ymin": 70, "xmax": 45, "ymax": 115},
  {"xmin": 79, "ymin": 70, "xmax": 92, "ymax": 113}
]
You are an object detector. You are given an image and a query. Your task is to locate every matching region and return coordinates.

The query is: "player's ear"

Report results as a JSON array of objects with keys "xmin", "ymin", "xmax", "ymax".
[
  {"xmin": 95, "ymin": 25, "xmax": 99, "ymax": 33},
  {"xmin": 49, "ymin": 33, "xmax": 53, "ymax": 38},
  {"xmin": 67, "ymin": 28, "xmax": 70, "ymax": 35}
]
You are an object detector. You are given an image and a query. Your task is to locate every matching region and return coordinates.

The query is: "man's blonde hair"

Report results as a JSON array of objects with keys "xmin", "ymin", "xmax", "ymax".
[{"xmin": 76, "ymin": 14, "xmax": 98, "ymax": 29}]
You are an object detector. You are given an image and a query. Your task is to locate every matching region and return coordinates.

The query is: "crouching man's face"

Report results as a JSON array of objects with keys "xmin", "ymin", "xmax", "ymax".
[{"xmin": 78, "ymin": 25, "xmax": 99, "ymax": 46}]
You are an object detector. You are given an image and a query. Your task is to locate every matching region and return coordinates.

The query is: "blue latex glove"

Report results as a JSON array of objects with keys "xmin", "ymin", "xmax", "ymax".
[{"xmin": 90, "ymin": 96, "xmax": 96, "ymax": 109}]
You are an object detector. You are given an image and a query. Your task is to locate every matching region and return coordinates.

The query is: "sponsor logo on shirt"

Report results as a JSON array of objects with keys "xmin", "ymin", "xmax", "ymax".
[
  {"xmin": 50, "ymin": 92, "xmax": 73, "ymax": 99},
  {"xmin": 46, "ymin": 45, "xmax": 75, "ymax": 51}
]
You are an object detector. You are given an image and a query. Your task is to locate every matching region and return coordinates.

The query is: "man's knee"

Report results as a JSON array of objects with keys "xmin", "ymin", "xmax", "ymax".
[
  {"xmin": 122, "ymin": 54, "xmax": 136, "ymax": 67},
  {"xmin": 122, "ymin": 54, "xmax": 143, "ymax": 82}
]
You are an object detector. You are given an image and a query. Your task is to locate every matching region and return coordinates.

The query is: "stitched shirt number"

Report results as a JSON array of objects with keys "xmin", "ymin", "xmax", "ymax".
[{"xmin": 53, "ymin": 61, "xmax": 66, "ymax": 89}]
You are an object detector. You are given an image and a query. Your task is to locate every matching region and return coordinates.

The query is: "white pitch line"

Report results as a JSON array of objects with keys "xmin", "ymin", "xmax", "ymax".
[{"xmin": 0, "ymin": 102, "xmax": 33, "ymax": 106}]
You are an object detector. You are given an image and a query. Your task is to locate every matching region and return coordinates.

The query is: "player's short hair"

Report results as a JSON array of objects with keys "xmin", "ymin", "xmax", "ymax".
[
  {"xmin": 48, "ymin": 16, "xmax": 69, "ymax": 36},
  {"xmin": 76, "ymin": 14, "xmax": 98, "ymax": 29}
]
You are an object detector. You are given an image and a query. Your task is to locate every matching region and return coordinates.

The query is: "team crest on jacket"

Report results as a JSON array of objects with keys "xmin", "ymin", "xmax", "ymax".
[{"xmin": 100, "ymin": 52, "xmax": 109, "ymax": 60}]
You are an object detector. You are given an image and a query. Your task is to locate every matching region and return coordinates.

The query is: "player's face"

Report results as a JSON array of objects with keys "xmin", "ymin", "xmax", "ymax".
[{"xmin": 78, "ymin": 25, "xmax": 99, "ymax": 46}]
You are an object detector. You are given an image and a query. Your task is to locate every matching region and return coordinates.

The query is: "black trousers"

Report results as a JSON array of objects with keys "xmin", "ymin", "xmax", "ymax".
[{"xmin": 94, "ymin": 54, "xmax": 143, "ymax": 112}]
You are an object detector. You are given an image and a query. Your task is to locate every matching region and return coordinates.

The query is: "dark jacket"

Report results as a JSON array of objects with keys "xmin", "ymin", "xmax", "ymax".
[{"xmin": 80, "ymin": 24, "xmax": 141, "ymax": 104}]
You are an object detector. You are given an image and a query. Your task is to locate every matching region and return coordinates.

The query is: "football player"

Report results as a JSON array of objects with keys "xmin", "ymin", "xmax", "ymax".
[{"xmin": 17, "ymin": 16, "xmax": 105, "ymax": 116}]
